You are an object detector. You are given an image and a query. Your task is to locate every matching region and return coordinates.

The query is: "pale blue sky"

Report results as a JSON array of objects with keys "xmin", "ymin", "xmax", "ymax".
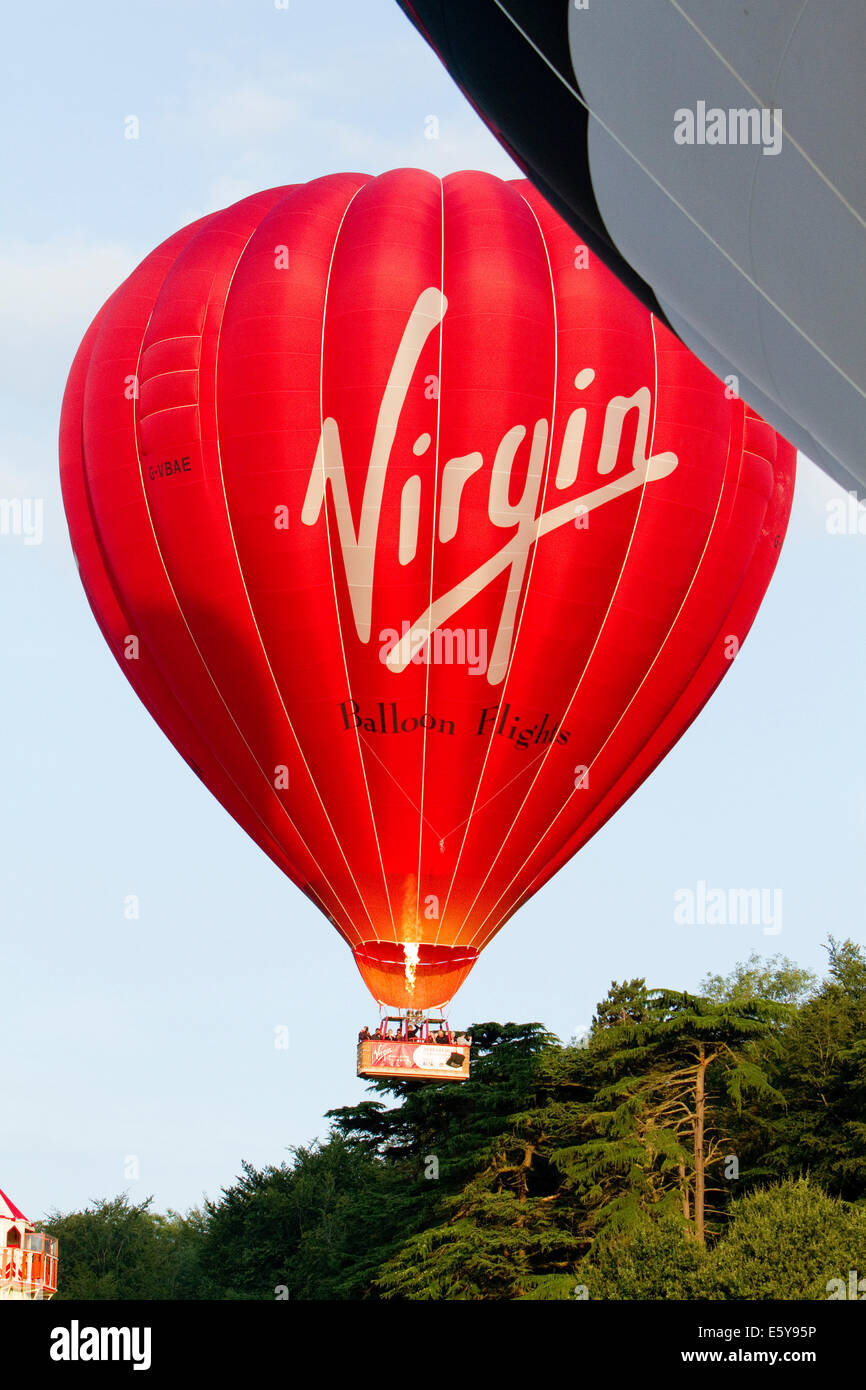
[{"xmin": 2, "ymin": 0, "xmax": 864, "ymax": 1223}]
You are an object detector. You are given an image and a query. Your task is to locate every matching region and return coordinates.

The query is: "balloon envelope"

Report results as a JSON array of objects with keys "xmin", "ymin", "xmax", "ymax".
[
  {"xmin": 397, "ymin": 0, "xmax": 865, "ymax": 497},
  {"xmin": 60, "ymin": 170, "xmax": 794, "ymax": 1008}
]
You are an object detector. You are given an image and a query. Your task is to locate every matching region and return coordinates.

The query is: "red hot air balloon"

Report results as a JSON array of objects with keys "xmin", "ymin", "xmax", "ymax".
[{"xmin": 60, "ymin": 170, "xmax": 795, "ymax": 1013}]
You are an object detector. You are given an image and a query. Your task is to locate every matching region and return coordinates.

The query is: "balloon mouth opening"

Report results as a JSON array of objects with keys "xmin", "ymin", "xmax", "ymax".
[{"xmin": 352, "ymin": 941, "xmax": 479, "ymax": 1010}]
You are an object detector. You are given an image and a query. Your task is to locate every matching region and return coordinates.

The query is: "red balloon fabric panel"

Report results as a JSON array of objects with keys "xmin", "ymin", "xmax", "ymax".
[{"xmin": 60, "ymin": 171, "xmax": 795, "ymax": 1008}]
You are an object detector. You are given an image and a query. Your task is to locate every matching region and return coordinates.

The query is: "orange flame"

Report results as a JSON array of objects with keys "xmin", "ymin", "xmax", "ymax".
[
  {"xmin": 403, "ymin": 941, "xmax": 420, "ymax": 995},
  {"xmin": 400, "ymin": 874, "xmax": 420, "ymax": 996}
]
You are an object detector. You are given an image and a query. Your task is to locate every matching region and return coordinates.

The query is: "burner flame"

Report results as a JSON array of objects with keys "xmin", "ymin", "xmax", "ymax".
[{"xmin": 403, "ymin": 942, "xmax": 420, "ymax": 995}]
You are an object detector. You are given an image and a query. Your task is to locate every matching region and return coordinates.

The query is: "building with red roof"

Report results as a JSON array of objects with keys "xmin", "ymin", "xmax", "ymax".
[{"xmin": 0, "ymin": 1187, "xmax": 58, "ymax": 1300}]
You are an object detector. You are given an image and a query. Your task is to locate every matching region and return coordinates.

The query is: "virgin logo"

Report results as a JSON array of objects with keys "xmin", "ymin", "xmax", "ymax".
[{"xmin": 302, "ymin": 288, "xmax": 678, "ymax": 685}]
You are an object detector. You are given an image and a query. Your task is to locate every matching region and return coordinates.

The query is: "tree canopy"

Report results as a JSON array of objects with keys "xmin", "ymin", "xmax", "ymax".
[{"xmin": 40, "ymin": 940, "xmax": 866, "ymax": 1300}]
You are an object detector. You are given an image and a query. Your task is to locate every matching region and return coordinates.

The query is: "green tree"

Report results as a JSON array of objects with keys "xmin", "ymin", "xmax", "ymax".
[
  {"xmin": 591, "ymin": 978, "xmax": 650, "ymax": 1028},
  {"xmin": 40, "ymin": 1194, "xmax": 198, "ymax": 1300},
  {"xmin": 763, "ymin": 937, "xmax": 866, "ymax": 1198},
  {"xmin": 576, "ymin": 1214, "xmax": 708, "ymax": 1300},
  {"xmin": 564, "ymin": 987, "xmax": 787, "ymax": 1243},
  {"xmin": 704, "ymin": 1177, "xmax": 866, "ymax": 1299},
  {"xmin": 366, "ymin": 1023, "xmax": 584, "ymax": 1299},
  {"xmin": 198, "ymin": 1137, "xmax": 410, "ymax": 1299},
  {"xmin": 700, "ymin": 950, "xmax": 816, "ymax": 1006}
]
